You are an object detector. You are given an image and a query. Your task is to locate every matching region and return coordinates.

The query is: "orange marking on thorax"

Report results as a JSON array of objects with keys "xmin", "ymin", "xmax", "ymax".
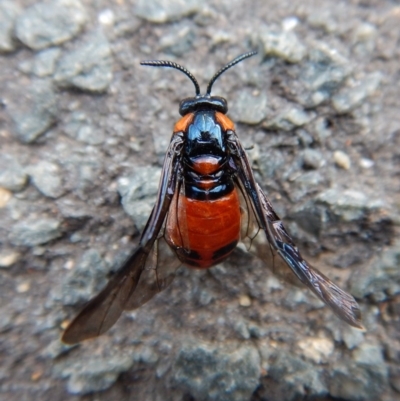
[
  {"xmin": 174, "ymin": 113, "xmax": 194, "ymax": 133},
  {"xmin": 215, "ymin": 112, "xmax": 235, "ymax": 131},
  {"xmin": 191, "ymin": 156, "xmax": 220, "ymax": 174}
]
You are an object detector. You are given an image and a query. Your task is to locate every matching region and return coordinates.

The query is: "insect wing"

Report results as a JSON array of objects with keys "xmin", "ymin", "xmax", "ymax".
[
  {"xmin": 62, "ymin": 134, "xmax": 184, "ymax": 344},
  {"xmin": 228, "ymin": 131, "xmax": 364, "ymax": 329},
  {"xmin": 125, "ymin": 235, "xmax": 182, "ymax": 310}
]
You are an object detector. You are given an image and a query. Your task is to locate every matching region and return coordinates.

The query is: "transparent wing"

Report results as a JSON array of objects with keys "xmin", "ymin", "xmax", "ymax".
[
  {"xmin": 229, "ymin": 131, "xmax": 364, "ymax": 329},
  {"xmin": 62, "ymin": 134, "xmax": 184, "ymax": 344},
  {"xmin": 125, "ymin": 234, "xmax": 182, "ymax": 310}
]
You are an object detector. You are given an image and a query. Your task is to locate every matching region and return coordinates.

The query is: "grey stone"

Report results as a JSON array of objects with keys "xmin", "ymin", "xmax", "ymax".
[
  {"xmin": 232, "ymin": 90, "xmax": 268, "ymax": 125},
  {"xmin": 267, "ymin": 350, "xmax": 328, "ymax": 399},
  {"xmin": 9, "ymin": 217, "xmax": 62, "ymax": 246},
  {"xmin": 118, "ymin": 167, "xmax": 162, "ymax": 231},
  {"xmin": 263, "ymin": 106, "xmax": 312, "ymax": 131},
  {"xmin": 73, "ymin": 159, "xmax": 102, "ymax": 199},
  {"xmin": 332, "ymin": 72, "xmax": 382, "ymax": 113},
  {"xmin": 353, "ymin": 343, "xmax": 385, "ymax": 367},
  {"xmin": 307, "ymin": 11, "xmax": 338, "ymax": 33},
  {"xmin": 172, "ymin": 341, "xmax": 260, "ymax": 401},
  {"xmin": 390, "ymin": 367, "xmax": 400, "ymax": 394},
  {"xmin": 59, "ymin": 353, "xmax": 133, "ymax": 395},
  {"xmin": 290, "ymin": 203, "xmax": 324, "ymax": 237},
  {"xmin": 297, "ymin": 44, "xmax": 351, "ymax": 107},
  {"xmin": 326, "ymin": 321, "xmax": 364, "ymax": 350},
  {"xmin": 259, "ymin": 29, "xmax": 307, "ymax": 63},
  {"xmin": 9, "ymin": 80, "xmax": 57, "ymax": 143},
  {"xmin": 135, "ymin": 0, "xmax": 199, "ymax": 23},
  {"xmin": 160, "ymin": 25, "xmax": 195, "ymax": 57},
  {"xmin": 352, "ymin": 22, "xmax": 377, "ymax": 57},
  {"xmin": 301, "ymin": 148, "xmax": 324, "ymax": 169},
  {"xmin": 29, "ymin": 160, "xmax": 65, "ymax": 198},
  {"xmin": 42, "ymin": 339, "xmax": 76, "ymax": 359},
  {"xmin": 132, "ymin": 345, "xmax": 159, "ymax": 364},
  {"xmin": 329, "ymin": 360, "xmax": 388, "ymax": 401},
  {"xmin": 316, "ymin": 187, "xmax": 384, "ymax": 222},
  {"xmin": 0, "ymin": 164, "xmax": 28, "ymax": 192},
  {"xmin": 350, "ymin": 239, "xmax": 400, "ymax": 301},
  {"xmin": 64, "ymin": 111, "xmax": 105, "ymax": 145},
  {"xmin": 59, "ymin": 249, "xmax": 109, "ymax": 306},
  {"xmin": 197, "ymin": 288, "xmax": 214, "ymax": 306},
  {"xmin": 312, "ymin": 116, "xmax": 333, "ymax": 142},
  {"xmin": 0, "ymin": 1, "xmax": 20, "ymax": 52},
  {"xmin": 54, "ymin": 30, "xmax": 113, "ymax": 93},
  {"xmin": 56, "ymin": 197, "xmax": 92, "ymax": 220},
  {"xmin": 15, "ymin": 0, "xmax": 87, "ymax": 50},
  {"xmin": 257, "ymin": 150, "xmax": 286, "ymax": 179},
  {"xmin": 296, "ymin": 129, "xmax": 314, "ymax": 147},
  {"xmin": 19, "ymin": 48, "xmax": 62, "ymax": 77},
  {"xmin": 289, "ymin": 171, "xmax": 326, "ymax": 201},
  {"xmin": 232, "ymin": 319, "xmax": 250, "ymax": 340}
]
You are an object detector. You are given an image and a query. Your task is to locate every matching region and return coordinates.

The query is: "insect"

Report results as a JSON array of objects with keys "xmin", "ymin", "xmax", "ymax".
[{"xmin": 62, "ymin": 51, "xmax": 363, "ymax": 344}]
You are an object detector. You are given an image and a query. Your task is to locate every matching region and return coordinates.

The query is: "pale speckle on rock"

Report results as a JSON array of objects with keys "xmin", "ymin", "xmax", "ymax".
[
  {"xmin": 297, "ymin": 336, "xmax": 335, "ymax": 363},
  {"xmin": 0, "ymin": 187, "xmax": 12, "ymax": 208},
  {"xmin": 333, "ymin": 150, "xmax": 351, "ymax": 170},
  {"xmin": 0, "ymin": 250, "xmax": 20, "ymax": 268},
  {"xmin": 239, "ymin": 294, "xmax": 252, "ymax": 307}
]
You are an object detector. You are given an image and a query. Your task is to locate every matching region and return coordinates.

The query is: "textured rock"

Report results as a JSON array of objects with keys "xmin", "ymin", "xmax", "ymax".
[
  {"xmin": 258, "ymin": 29, "xmax": 307, "ymax": 63},
  {"xmin": 232, "ymin": 90, "xmax": 268, "ymax": 125},
  {"xmin": 15, "ymin": 0, "xmax": 87, "ymax": 50},
  {"xmin": 54, "ymin": 30, "xmax": 112, "ymax": 92},
  {"xmin": 316, "ymin": 187, "xmax": 384, "ymax": 222},
  {"xmin": 9, "ymin": 80, "xmax": 57, "ymax": 143},
  {"xmin": 263, "ymin": 106, "xmax": 312, "ymax": 131},
  {"xmin": 59, "ymin": 249, "xmax": 109, "ymax": 306},
  {"xmin": 265, "ymin": 350, "xmax": 328, "ymax": 400},
  {"xmin": 350, "ymin": 239, "xmax": 400, "ymax": 302},
  {"xmin": 332, "ymin": 72, "xmax": 382, "ymax": 113},
  {"xmin": 301, "ymin": 148, "xmax": 325, "ymax": 170},
  {"xmin": 19, "ymin": 48, "xmax": 61, "ymax": 77},
  {"xmin": 296, "ymin": 43, "xmax": 352, "ymax": 107},
  {"xmin": 159, "ymin": 25, "xmax": 195, "ymax": 57},
  {"xmin": 118, "ymin": 167, "xmax": 162, "ymax": 231},
  {"xmin": 173, "ymin": 341, "xmax": 260, "ymax": 401},
  {"xmin": 135, "ymin": 0, "xmax": 199, "ymax": 23},
  {"xmin": 29, "ymin": 160, "xmax": 65, "ymax": 198},
  {"xmin": 9, "ymin": 217, "xmax": 62, "ymax": 246},
  {"xmin": 329, "ymin": 357, "xmax": 388, "ymax": 401},
  {"xmin": 0, "ymin": 160, "xmax": 28, "ymax": 192},
  {"xmin": 64, "ymin": 111, "xmax": 105, "ymax": 145},
  {"xmin": 0, "ymin": 1, "xmax": 20, "ymax": 52},
  {"xmin": 58, "ymin": 353, "xmax": 133, "ymax": 395}
]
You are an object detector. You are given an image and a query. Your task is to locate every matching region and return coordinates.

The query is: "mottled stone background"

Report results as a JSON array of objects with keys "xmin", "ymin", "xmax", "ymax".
[{"xmin": 0, "ymin": 0, "xmax": 399, "ymax": 400}]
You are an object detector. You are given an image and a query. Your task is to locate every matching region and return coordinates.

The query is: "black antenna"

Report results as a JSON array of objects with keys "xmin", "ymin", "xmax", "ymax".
[
  {"xmin": 140, "ymin": 60, "xmax": 201, "ymax": 96},
  {"xmin": 206, "ymin": 51, "xmax": 257, "ymax": 95}
]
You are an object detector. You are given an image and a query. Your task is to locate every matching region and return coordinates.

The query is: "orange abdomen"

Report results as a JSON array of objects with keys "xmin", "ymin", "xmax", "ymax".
[{"xmin": 166, "ymin": 189, "xmax": 241, "ymax": 268}]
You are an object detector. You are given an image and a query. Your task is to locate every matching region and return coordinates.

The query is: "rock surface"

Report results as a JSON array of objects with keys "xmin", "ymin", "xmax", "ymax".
[{"xmin": 0, "ymin": 1, "xmax": 399, "ymax": 401}]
